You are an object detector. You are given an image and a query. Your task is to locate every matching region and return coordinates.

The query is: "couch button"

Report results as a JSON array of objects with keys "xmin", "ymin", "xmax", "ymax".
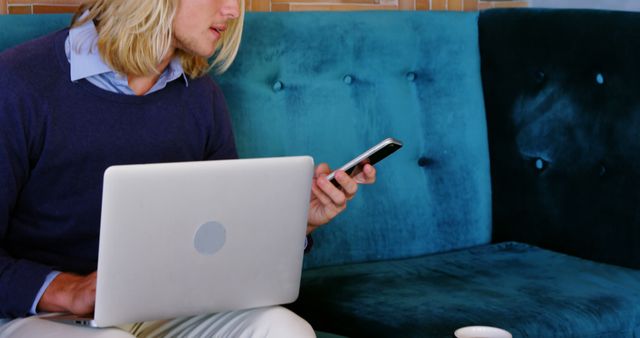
[
  {"xmin": 343, "ymin": 75, "xmax": 353, "ymax": 85},
  {"xmin": 599, "ymin": 163, "xmax": 606, "ymax": 176},
  {"xmin": 418, "ymin": 157, "xmax": 430, "ymax": 167},
  {"xmin": 535, "ymin": 71, "xmax": 545, "ymax": 84},
  {"xmin": 273, "ymin": 81, "xmax": 284, "ymax": 91},
  {"xmin": 406, "ymin": 72, "xmax": 417, "ymax": 82},
  {"xmin": 596, "ymin": 73, "xmax": 604, "ymax": 85},
  {"xmin": 535, "ymin": 158, "xmax": 546, "ymax": 171}
]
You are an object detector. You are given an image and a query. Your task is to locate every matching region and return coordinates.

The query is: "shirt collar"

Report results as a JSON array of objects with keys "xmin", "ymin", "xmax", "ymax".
[{"xmin": 66, "ymin": 18, "xmax": 188, "ymax": 86}]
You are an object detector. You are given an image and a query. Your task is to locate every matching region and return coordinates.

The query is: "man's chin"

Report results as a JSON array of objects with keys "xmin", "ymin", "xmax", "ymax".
[{"xmin": 177, "ymin": 45, "xmax": 216, "ymax": 59}]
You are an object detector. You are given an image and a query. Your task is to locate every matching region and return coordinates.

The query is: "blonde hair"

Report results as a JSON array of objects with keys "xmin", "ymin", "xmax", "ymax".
[{"xmin": 71, "ymin": 0, "xmax": 244, "ymax": 78}]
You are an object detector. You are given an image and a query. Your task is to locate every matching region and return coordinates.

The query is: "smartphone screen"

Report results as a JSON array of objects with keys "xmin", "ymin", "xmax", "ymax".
[{"xmin": 327, "ymin": 138, "xmax": 403, "ymax": 186}]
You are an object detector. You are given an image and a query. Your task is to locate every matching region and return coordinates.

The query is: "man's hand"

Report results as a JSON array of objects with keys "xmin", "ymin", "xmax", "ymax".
[
  {"xmin": 37, "ymin": 271, "xmax": 96, "ymax": 315},
  {"xmin": 307, "ymin": 163, "xmax": 376, "ymax": 234}
]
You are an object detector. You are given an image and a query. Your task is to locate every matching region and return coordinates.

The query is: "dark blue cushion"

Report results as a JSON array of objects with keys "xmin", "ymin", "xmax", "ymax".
[{"xmin": 290, "ymin": 242, "xmax": 640, "ymax": 337}]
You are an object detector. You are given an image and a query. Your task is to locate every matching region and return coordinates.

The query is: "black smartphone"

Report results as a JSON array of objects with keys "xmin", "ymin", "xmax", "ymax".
[{"xmin": 326, "ymin": 137, "xmax": 403, "ymax": 187}]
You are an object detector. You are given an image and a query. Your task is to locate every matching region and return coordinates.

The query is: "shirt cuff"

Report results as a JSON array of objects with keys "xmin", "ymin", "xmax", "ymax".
[
  {"xmin": 30, "ymin": 271, "xmax": 61, "ymax": 315},
  {"xmin": 304, "ymin": 234, "xmax": 313, "ymax": 254}
]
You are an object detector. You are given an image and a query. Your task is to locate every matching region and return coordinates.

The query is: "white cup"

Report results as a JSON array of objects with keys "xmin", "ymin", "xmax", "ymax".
[{"xmin": 454, "ymin": 326, "xmax": 512, "ymax": 338}]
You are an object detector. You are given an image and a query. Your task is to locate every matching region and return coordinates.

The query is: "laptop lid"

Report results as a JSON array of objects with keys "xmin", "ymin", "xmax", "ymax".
[{"xmin": 92, "ymin": 156, "xmax": 314, "ymax": 327}]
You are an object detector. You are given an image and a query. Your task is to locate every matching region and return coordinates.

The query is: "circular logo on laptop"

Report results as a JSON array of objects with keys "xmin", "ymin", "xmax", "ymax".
[{"xmin": 193, "ymin": 221, "xmax": 226, "ymax": 255}]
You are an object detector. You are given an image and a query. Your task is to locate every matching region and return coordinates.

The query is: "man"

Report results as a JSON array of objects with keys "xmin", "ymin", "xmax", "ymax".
[{"xmin": 0, "ymin": 0, "xmax": 377, "ymax": 336}]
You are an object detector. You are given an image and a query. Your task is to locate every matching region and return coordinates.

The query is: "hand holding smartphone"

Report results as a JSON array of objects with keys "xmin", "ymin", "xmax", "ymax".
[{"xmin": 326, "ymin": 137, "xmax": 403, "ymax": 187}]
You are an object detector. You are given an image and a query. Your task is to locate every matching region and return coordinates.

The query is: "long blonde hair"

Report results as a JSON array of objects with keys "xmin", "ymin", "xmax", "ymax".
[{"xmin": 71, "ymin": 0, "xmax": 244, "ymax": 78}]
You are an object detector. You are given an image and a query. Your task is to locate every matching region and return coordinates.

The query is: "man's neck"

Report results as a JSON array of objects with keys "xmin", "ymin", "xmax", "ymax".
[{"xmin": 127, "ymin": 51, "xmax": 175, "ymax": 96}]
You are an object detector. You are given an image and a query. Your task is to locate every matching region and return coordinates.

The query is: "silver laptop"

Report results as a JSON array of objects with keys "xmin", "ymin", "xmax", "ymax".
[{"xmin": 47, "ymin": 156, "xmax": 314, "ymax": 327}]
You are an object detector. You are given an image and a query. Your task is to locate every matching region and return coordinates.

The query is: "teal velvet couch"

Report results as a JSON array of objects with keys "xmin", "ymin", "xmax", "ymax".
[{"xmin": 2, "ymin": 8, "xmax": 640, "ymax": 338}]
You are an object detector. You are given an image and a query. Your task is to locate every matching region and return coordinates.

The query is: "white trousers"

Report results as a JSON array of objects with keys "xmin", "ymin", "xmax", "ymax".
[{"xmin": 0, "ymin": 306, "xmax": 315, "ymax": 338}]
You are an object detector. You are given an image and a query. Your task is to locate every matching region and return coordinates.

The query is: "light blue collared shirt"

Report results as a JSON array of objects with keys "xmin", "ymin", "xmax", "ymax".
[{"xmin": 64, "ymin": 16, "xmax": 188, "ymax": 95}]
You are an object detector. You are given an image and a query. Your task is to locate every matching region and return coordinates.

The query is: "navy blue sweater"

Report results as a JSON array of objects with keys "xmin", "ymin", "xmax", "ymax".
[{"xmin": 0, "ymin": 29, "xmax": 238, "ymax": 317}]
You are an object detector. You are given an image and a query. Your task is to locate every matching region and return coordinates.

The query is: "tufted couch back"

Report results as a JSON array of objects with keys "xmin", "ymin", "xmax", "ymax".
[
  {"xmin": 217, "ymin": 11, "xmax": 493, "ymax": 269},
  {"xmin": 480, "ymin": 9, "xmax": 640, "ymax": 269}
]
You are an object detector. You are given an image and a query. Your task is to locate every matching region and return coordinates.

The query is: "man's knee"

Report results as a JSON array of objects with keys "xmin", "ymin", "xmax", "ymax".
[{"xmin": 248, "ymin": 306, "xmax": 315, "ymax": 338}]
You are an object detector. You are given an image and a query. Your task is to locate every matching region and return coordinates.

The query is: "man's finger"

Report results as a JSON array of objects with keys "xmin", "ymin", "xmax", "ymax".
[
  {"xmin": 317, "ymin": 175, "xmax": 347, "ymax": 206},
  {"xmin": 311, "ymin": 181, "xmax": 333, "ymax": 206},
  {"xmin": 354, "ymin": 164, "xmax": 376, "ymax": 184},
  {"xmin": 315, "ymin": 163, "xmax": 331, "ymax": 177},
  {"xmin": 335, "ymin": 171, "xmax": 358, "ymax": 200}
]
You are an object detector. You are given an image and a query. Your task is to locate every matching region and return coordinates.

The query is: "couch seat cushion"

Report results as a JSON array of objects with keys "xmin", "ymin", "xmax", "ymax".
[{"xmin": 289, "ymin": 242, "xmax": 640, "ymax": 337}]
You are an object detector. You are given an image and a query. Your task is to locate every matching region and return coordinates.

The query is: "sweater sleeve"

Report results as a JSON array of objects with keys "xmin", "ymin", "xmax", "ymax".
[
  {"xmin": 0, "ymin": 68, "xmax": 54, "ymax": 318},
  {"xmin": 206, "ymin": 81, "xmax": 238, "ymax": 161}
]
